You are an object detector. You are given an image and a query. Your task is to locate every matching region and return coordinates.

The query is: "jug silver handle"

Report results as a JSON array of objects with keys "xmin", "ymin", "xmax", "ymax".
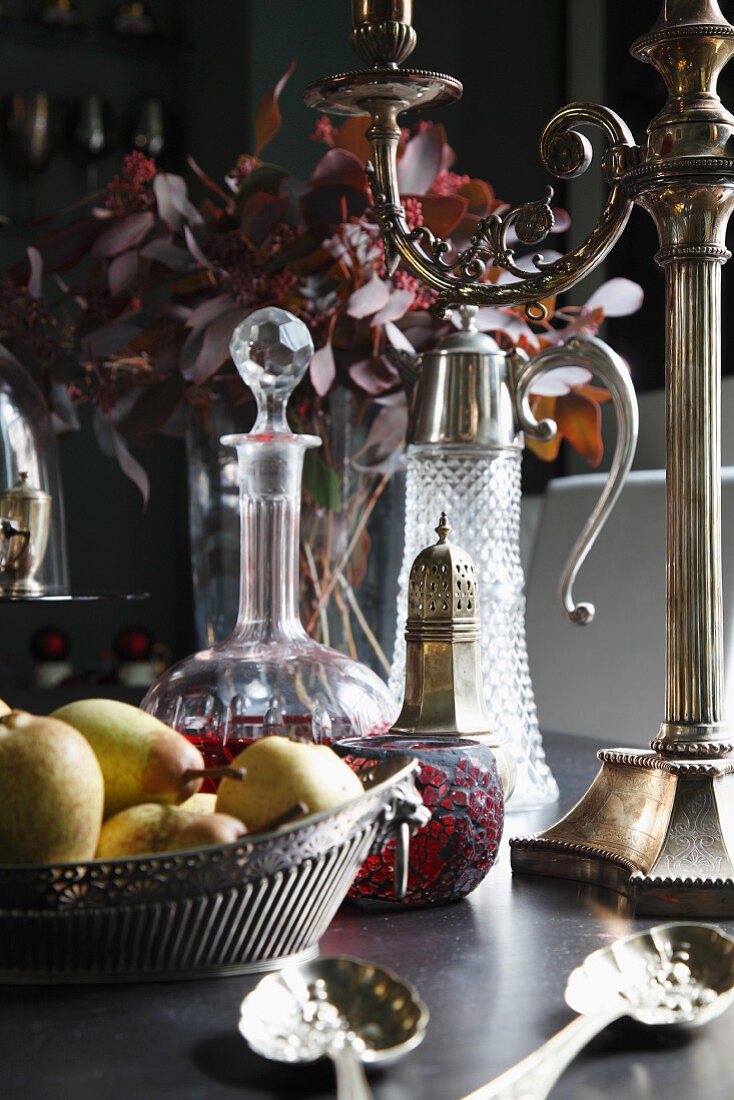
[{"xmin": 509, "ymin": 334, "xmax": 639, "ymax": 625}]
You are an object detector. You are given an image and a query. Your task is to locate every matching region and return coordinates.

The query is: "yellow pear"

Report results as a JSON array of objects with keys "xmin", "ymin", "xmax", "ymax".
[
  {"xmin": 216, "ymin": 736, "xmax": 363, "ymax": 832},
  {"xmin": 96, "ymin": 803, "xmax": 247, "ymax": 859},
  {"xmin": 179, "ymin": 791, "xmax": 217, "ymax": 814},
  {"xmin": 51, "ymin": 699, "xmax": 205, "ymax": 817},
  {"xmin": 0, "ymin": 710, "xmax": 104, "ymax": 864}
]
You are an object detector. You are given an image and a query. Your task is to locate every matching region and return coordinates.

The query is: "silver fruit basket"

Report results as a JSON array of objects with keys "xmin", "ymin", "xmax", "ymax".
[{"xmin": 0, "ymin": 758, "xmax": 426, "ymax": 983}]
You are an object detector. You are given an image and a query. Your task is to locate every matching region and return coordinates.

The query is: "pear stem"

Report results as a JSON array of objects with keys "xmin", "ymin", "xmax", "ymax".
[{"xmin": 184, "ymin": 766, "xmax": 246, "ymax": 783}]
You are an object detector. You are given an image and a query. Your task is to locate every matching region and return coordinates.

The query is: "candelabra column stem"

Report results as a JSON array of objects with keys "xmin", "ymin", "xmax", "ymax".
[
  {"xmin": 660, "ymin": 255, "xmax": 725, "ymax": 745},
  {"xmin": 637, "ymin": 184, "xmax": 734, "ymax": 754}
]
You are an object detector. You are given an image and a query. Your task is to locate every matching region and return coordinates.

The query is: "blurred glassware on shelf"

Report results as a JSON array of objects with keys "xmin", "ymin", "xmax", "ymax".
[
  {"xmin": 0, "ymin": 473, "xmax": 51, "ymax": 594},
  {"xmin": 143, "ymin": 308, "xmax": 397, "ymax": 775},
  {"xmin": 72, "ymin": 95, "xmax": 113, "ymax": 192},
  {"xmin": 0, "ymin": 352, "xmax": 69, "ymax": 595},
  {"xmin": 30, "ymin": 626, "xmax": 72, "ymax": 689},
  {"xmin": 37, "ymin": 0, "xmax": 84, "ymax": 28},
  {"xmin": 113, "ymin": 624, "xmax": 157, "ymax": 688},
  {"xmin": 113, "ymin": 2, "xmax": 156, "ymax": 37},
  {"xmin": 6, "ymin": 91, "xmax": 62, "ymax": 220},
  {"xmin": 0, "ymin": 519, "xmax": 28, "ymax": 573},
  {"xmin": 131, "ymin": 98, "xmax": 165, "ymax": 160}
]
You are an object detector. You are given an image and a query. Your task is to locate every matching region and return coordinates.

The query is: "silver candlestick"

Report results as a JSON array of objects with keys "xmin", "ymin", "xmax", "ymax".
[{"xmin": 306, "ymin": 0, "xmax": 734, "ymax": 915}]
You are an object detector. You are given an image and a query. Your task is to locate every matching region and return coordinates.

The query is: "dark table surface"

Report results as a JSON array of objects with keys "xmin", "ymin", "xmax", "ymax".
[{"xmin": 3, "ymin": 732, "xmax": 734, "ymax": 1100}]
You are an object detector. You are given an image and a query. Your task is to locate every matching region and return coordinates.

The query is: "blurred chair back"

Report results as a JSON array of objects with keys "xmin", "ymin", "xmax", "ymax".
[{"xmin": 525, "ymin": 469, "xmax": 734, "ymax": 746}]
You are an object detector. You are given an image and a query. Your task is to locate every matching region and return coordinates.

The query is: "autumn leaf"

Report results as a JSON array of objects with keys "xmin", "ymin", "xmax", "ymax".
[
  {"xmin": 333, "ymin": 116, "xmax": 372, "ymax": 165},
  {"xmin": 457, "ymin": 179, "xmax": 494, "ymax": 217},
  {"xmin": 418, "ymin": 194, "xmax": 468, "ymax": 238},
  {"xmin": 576, "ymin": 383, "xmax": 612, "ymax": 406},
  {"xmin": 396, "ymin": 124, "xmax": 445, "ymax": 193},
  {"xmin": 254, "ymin": 60, "xmax": 296, "ymax": 157},
  {"xmin": 310, "ymin": 339, "xmax": 336, "ymax": 396},
  {"xmin": 554, "ymin": 391, "xmax": 604, "ymax": 467}
]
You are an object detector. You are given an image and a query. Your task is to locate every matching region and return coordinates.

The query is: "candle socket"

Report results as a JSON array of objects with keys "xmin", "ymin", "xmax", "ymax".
[{"xmin": 350, "ymin": 0, "xmax": 415, "ymax": 68}]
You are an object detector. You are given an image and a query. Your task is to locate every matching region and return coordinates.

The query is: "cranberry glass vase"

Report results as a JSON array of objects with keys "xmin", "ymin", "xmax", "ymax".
[{"xmin": 333, "ymin": 735, "xmax": 504, "ymax": 906}]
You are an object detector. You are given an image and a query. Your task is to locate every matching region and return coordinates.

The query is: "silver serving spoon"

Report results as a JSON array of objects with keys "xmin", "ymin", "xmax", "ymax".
[
  {"xmin": 463, "ymin": 922, "xmax": 734, "ymax": 1100},
  {"xmin": 239, "ymin": 955, "xmax": 429, "ymax": 1100}
]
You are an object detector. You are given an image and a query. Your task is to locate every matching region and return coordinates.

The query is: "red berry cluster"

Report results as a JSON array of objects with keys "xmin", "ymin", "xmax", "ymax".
[{"xmin": 104, "ymin": 152, "xmax": 158, "ymax": 218}]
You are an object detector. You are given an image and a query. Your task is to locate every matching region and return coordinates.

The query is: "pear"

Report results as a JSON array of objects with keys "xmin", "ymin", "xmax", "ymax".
[
  {"xmin": 51, "ymin": 699, "xmax": 205, "ymax": 818},
  {"xmin": 96, "ymin": 803, "xmax": 247, "ymax": 859},
  {"xmin": 216, "ymin": 736, "xmax": 364, "ymax": 833},
  {"xmin": 179, "ymin": 791, "xmax": 217, "ymax": 815},
  {"xmin": 0, "ymin": 710, "xmax": 104, "ymax": 864}
]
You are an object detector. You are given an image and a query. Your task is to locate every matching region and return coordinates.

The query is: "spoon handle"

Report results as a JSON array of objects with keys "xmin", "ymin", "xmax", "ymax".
[
  {"xmin": 461, "ymin": 1004, "xmax": 624, "ymax": 1100},
  {"xmin": 329, "ymin": 1046, "xmax": 374, "ymax": 1100}
]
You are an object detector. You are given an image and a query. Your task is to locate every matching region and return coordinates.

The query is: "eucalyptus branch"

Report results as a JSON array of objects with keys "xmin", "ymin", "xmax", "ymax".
[
  {"xmin": 305, "ymin": 472, "xmax": 390, "ymax": 635},
  {"xmin": 301, "ymin": 540, "xmax": 330, "ymax": 647},
  {"xmin": 338, "ymin": 573, "xmax": 391, "ymax": 677}
]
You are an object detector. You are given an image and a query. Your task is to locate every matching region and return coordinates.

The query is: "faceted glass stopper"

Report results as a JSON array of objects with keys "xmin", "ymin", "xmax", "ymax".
[{"xmin": 230, "ymin": 307, "xmax": 314, "ymax": 433}]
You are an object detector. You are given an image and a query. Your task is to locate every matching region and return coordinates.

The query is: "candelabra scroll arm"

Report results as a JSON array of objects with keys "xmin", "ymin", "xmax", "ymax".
[
  {"xmin": 509, "ymin": 335, "xmax": 639, "ymax": 626},
  {"xmin": 364, "ymin": 99, "xmax": 639, "ymax": 315}
]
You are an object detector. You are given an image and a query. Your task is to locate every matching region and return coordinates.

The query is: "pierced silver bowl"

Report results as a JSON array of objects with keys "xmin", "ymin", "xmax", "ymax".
[{"xmin": 0, "ymin": 758, "xmax": 427, "ymax": 983}]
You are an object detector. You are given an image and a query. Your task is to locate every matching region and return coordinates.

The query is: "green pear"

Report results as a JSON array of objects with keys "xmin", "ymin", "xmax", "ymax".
[
  {"xmin": 216, "ymin": 736, "xmax": 364, "ymax": 833},
  {"xmin": 0, "ymin": 710, "xmax": 104, "ymax": 864},
  {"xmin": 51, "ymin": 699, "xmax": 205, "ymax": 818},
  {"xmin": 96, "ymin": 803, "xmax": 247, "ymax": 858},
  {"xmin": 179, "ymin": 791, "xmax": 217, "ymax": 815}
]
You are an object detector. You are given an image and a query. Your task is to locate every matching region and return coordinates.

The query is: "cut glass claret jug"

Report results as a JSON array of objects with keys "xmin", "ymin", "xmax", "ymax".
[
  {"xmin": 389, "ymin": 307, "xmax": 638, "ymax": 810},
  {"xmin": 143, "ymin": 307, "xmax": 397, "ymax": 765}
]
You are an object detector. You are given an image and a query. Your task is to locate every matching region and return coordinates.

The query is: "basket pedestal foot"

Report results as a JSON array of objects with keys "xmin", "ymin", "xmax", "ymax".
[{"xmin": 511, "ymin": 748, "xmax": 734, "ymax": 916}]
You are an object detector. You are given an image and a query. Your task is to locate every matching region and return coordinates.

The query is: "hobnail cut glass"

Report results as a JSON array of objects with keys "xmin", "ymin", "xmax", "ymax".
[
  {"xmin": 390, "ymin": 447, "xmax": 559, "ymax": 810},
  {"xmin": 143, "ymin": 308, "xmax": 397, "ymax": 772}
]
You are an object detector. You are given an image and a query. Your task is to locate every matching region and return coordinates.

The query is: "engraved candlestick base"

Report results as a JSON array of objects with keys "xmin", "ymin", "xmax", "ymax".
[{"xmin": 512, "ymin": 748, "xmax": 734, "ymax": 916}]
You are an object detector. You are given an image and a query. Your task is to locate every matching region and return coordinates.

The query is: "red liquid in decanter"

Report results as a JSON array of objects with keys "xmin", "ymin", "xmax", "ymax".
[{"xmin": 188, "ymin": 715, "xmax": 363, "ymax": 790}]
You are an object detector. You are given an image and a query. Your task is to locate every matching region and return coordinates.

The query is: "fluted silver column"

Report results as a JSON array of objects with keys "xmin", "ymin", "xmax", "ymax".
[
  {"xmin": 636, "ymin": 194, "xmax": 734, "ymax": 753},
  {"xmin": 659, "ymin": 254, "xmax": 726, "ymax": 746}
]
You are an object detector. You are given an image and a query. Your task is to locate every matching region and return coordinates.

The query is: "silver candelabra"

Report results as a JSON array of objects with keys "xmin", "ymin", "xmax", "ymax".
[{"xmin": 306, "ymin": 0, "xmax": 734, "ymax": 915}]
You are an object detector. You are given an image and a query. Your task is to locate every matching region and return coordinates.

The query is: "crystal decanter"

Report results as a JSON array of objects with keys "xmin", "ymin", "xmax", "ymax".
[
  {"xmin": 143, "ymin": 308, "xmax": 397, "ymax": 771},
  {"xmin": 389, "ymin": 309, "xmax": 637, "ymax": 809}
]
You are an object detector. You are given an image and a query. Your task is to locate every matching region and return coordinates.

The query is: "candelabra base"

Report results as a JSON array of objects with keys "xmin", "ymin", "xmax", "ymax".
[{"xmin": 511, "ymin": 747, "xmax": 734, "ymax": 916}]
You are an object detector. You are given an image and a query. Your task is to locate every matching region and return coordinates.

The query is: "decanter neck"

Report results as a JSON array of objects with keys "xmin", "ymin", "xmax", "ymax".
[{"xmin": 229, "ymin": 434, "xmax": 319, "ymax": 644}]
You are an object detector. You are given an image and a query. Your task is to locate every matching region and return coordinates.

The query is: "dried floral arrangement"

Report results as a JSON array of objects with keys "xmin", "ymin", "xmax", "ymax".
[{"xmin": 0, "ymin": 65, "xmax": 642, "ymax": 666}]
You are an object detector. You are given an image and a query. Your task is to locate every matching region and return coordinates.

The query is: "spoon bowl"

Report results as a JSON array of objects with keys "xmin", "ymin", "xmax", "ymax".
[
  {"xmin": 463, "ymin": 922, "xmax": 734, "ymax": 1100},
  {"xmin": 239, "ymin": 956, "xmax": 428, "ymax": 1098},
  {"xmin": 565, "ymin": 921, "xmax": 734, "ymax": 1027}
]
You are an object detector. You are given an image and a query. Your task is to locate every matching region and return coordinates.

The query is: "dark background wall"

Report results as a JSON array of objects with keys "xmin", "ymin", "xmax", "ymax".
[{"xmin": 0, "ymin": 0, "xmax": 681, "ymax": 689}]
